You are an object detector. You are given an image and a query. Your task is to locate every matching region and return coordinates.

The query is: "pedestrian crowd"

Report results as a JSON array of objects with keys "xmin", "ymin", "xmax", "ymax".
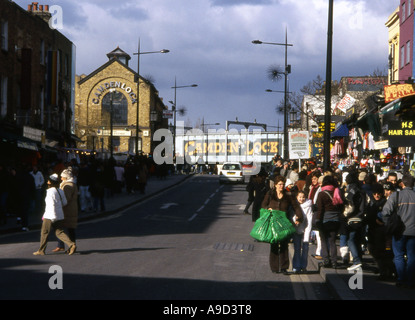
[
  {"xmin": 0, "ymin": 154, "xmax": 174, "ymax": 255},
  {"xmin": 245, "ymin": 155, "xmax": 415, "ymax": 289}
]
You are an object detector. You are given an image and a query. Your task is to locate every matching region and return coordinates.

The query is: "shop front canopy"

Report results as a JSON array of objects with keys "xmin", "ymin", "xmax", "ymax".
[{"xmin": 331, "ymin": 123, "xmax": 349, "ymax": 138}]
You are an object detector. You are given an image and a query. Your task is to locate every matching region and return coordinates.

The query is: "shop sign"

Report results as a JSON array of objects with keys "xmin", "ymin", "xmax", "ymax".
[
  {"xmin": 318, "ymin": 122, "xmax": 336, "ymax": 132},
  {"xmin": 289, "ymin": 131, "xmax": 310, "ymax": 159},
  {"xmin": 91, "ymin": 81, "xmax": 137, "ymax": 105},
  {"xmin": 387, "ymin": 120, "xmax": 415, "ymax": 147},
  {"xmin": 336, "ymin": 94, "xmax": 356, "ymax": 113},
  {"xmin": 384, "ymin": 83, "xmax": 415, "ymax": 103},
  {"xmin": 374, "ymin": 140, "xmax": 389, "ymax": 150}
]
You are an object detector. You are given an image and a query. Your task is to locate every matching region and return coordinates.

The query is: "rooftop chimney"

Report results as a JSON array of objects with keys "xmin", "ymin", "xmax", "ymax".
[{"xmin": 27, "ymin": 2, "xmax": 52, "ymax": 23}]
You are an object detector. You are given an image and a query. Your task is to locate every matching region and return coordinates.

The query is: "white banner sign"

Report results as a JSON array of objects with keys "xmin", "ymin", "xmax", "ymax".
[
  {"xmin": 289, "ymin": 131, "xmax": 310, "ymax": 159},
  {"xmin": 336, "ymin": 94, "xmax": 356, "ymax": 113}
]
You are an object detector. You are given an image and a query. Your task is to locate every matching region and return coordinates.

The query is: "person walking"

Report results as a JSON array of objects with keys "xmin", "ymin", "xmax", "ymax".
[
  {"xmin": 261, "ymin": 175, "xmax": 303, "ymax": 274},
  {"xmin": 52, "ymin": 168, "xmax": 79, "ymax": 253},
  {"xmin": 250, "ymin": 169, "xmax": 269, "ymax": 222},
  {"xmin": 30, "ymin": 165, "xmax": 45, "ymax": 216},
  {"xmin": 33, "ymin": 174, "xmax": 76, "ymax": 256},
  {"xmin": 315, "ymin": 175, "xmax": 344, "ymax": 268},
  {"xmin": 292, "ymin": 190, "xmax": 314, "ymax": 273},
  {"xmin": 366, "ymin": 183, "xmax": 395, "ymax": 281},
  {"xmin": 382, "ymin": 174, "xmax": 415, "ymax": 288},
  {"xmin": 344, "ymin": 172, "xmax": 367, "ymax": 271}
]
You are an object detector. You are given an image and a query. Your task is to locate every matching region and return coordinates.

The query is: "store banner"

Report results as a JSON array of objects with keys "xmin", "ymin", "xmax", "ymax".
[
  {"xmin": 387, "ymin": 120, "xmax": 415, "ymax": 147},
  {"xmin": 384, "ymin": 83, "xmax": 415, "ymax": 103}
]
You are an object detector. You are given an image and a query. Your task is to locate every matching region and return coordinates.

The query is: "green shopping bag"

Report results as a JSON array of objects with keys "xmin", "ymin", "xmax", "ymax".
[
  {"xmin": 250, "ymin": 209, "xmax": 275, "ymax": 243},
  {"xmin": 250, "ymin": 209, "xmax": 295, "ymax": 243},
  {"xmin": 270, "ymin": 210, "xmax": 296, "ymax": 243}
]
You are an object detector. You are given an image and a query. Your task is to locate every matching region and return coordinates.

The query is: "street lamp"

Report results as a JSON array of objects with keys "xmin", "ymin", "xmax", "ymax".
[
  {"xmin": 252, "ymin": 29, "xmax": 293, "ymax": 160},
  {"xmin": 133, "ymin": 38, "xmax": 169, "ymax": 156},
  {"xmin": 171, "ymin": 78, "xmax": 198, "ymax": 161},
  {"xmin": 201, "ymin": 122, "xmax": 220, "ymax": 165}
]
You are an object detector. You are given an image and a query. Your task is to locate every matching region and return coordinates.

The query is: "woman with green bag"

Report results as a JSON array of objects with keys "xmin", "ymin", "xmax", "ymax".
[{"xmin": 261, "ymin": 175, "xmax": 304, "ymax": 274}]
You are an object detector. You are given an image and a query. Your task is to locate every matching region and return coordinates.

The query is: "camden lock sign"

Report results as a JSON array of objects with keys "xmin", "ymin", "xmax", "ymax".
[
  {"xmin": 91, "ymin": 81, "xmax": 137, "ymax": 105},
  {"xmin": 387, "ymin": 120, "xmax": 415, "ymax": 147},
  {"xmin": 183, "ymin": 139, "xmax": 280, "ymax": 157}
]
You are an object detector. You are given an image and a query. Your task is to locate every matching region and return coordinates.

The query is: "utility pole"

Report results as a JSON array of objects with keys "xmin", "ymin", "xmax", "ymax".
[{"xmin": 323, "ymin": 0, "xmax": 334, "ymax": 171}]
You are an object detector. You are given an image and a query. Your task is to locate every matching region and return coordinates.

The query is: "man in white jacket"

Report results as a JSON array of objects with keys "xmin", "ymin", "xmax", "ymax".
[{"xmin": 33, "ymin": 174, "xmax": 76, "ymax": 256}]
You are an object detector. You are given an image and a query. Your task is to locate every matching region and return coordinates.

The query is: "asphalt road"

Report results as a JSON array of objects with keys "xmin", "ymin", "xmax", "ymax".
[{"xmin": 0, "ymin": 175, "xmax": 334, "ymax": 301}]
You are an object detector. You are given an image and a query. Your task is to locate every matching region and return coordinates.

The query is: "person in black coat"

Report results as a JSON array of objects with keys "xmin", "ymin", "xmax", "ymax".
[{"xmin": 366, "ymin": 183, "xmax": 395, "ymax": 281}]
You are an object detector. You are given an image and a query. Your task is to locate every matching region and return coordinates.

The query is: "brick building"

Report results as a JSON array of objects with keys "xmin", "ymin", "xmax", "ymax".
[
  {"xmin": 75, "ymin": 47, "xmax": 168, "ymax": 156},
  {"xmin": 0, "ymin": 1, "xmax": 75, "ymax": 164}
]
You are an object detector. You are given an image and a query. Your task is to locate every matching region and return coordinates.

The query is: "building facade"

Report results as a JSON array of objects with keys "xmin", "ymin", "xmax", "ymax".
[
  {"xmin": 398, "ymin": 0, "xmax": 414, "ymax": 82},
  {"xmin": 75, "ymin": 47, "xmax": 168, "ymax": 157},
  {"xmin": 386, "ymin": 6, "xmax": 400, "ymax": 84},
  {"xmin": 0, "ymin": 0, "xmax": 75, "ymax": 165}
]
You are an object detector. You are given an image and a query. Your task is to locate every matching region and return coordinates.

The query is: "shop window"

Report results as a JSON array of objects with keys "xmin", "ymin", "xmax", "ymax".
[{"xmin": 101, "ymin": 91, "xmax": 128, "ymax": 126}]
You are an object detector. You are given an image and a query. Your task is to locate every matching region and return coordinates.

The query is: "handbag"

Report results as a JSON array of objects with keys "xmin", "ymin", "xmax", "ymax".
[
  {"xmin": 250, "ymin": 209, "xmax": 295, "ymax": 243},
  {"xmin": 385, "ymin": 191, "xmax": 405, "ymax": 236}
]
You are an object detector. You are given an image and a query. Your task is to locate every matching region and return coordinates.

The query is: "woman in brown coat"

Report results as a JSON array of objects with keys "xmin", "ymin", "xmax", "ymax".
[
  {"xmin": 52, "ymin": 168, "xmax": 79, "ymax": 253},
  {"xmin": 261, "ymin": 175, "xmax": 304, "ymax": 273}
]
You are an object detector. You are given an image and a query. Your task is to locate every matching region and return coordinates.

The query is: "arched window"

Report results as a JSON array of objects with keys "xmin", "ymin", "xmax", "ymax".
[{"xmin": 101, "ymin": 91, "xmax": 128, "ymax": 126}]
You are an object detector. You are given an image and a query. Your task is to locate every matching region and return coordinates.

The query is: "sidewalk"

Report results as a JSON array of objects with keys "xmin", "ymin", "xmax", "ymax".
[
  {"xmin": 0, "ymin": 173, "xmax": 193, "ymax": 235},
  {"xmin": 306, "ymin": 241, "xmax": 415, "ymax": 300}
]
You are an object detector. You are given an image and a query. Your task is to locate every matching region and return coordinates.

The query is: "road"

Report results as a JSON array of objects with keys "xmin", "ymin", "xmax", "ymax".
[{"xmin": 0, "ymin": 175, "xmax": 334, "ymax": 300}]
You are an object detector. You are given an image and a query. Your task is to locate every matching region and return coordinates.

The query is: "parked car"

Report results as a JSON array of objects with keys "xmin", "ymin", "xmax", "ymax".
[{"xmin": 219, "ymin": 162, "xmax": 244, "ymax": 184}]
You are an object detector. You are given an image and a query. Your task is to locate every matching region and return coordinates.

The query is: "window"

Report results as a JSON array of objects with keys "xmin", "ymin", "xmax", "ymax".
[
  {"xmin": 40, "ymin": 40, "xmax": 45, "ymax": 64},
  {"xmin": 403, "ymin": 2, "xmax": 406, "ymax": 22},
  {"xmin": 102, "ymin": 91, "xmax": 128, "ymax": 126},
  {"xmin": 407, "ymin": 41, "xmax": 411, "ymax": 65},
  {"xmin": 1, "ymin": 20, "xmax": 8, "ymax": 51},
  {"xmin": 401, "ymin": 46, "xmax": 405, "ymax": 68},
  {"xmin": 0, "ymin": 76, "xmax": 7, "ymax": 117},
  {"xmin": 408, "ymin": 0, "xmax": 412, "ymax": 18}
]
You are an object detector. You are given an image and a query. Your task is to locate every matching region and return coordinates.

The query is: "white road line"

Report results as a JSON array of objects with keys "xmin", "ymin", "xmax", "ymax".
[{"xmin": 188, "ymin": 214, "xmax": 198, "ymax": 222}]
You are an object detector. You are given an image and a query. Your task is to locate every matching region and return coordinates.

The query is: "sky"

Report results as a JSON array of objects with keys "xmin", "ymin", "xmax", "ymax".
[{"xmin": 14, "ymin": 0, "xmax": 399, "ymax": 132}]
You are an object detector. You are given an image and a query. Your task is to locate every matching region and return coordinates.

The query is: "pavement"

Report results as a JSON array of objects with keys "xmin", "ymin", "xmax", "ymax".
[{"xmin": 1, "ymin": 172, "xmax": 414, "ymax": 300}]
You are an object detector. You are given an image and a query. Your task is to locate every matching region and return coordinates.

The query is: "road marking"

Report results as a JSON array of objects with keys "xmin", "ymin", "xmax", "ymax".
[
  {"xmin": 160, "ymin": 203, "xmax": 178, "ymax": 209},
  {"xmin": 188, "ymin": 214, "xmax": 198, "ymax": 222}
]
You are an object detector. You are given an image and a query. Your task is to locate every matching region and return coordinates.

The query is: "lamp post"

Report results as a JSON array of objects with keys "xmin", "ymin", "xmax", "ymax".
[
  {"xmin": 133, "ymin": 39, "xmax": 169, "ymax": 156},
  {"xmin": 171, "ymin": 78, "xmax": 198, "ymax": 161},
  {"xmin": 252, "ymin": 29, "xmax": 293, "ymax": 160},
  {"xmin": 323, "ymin": 0, "xmax": 334, "ymax": 171},
  {"xmin": 201, "ymin": 121, "xmax": 220, "ymax": 165}
]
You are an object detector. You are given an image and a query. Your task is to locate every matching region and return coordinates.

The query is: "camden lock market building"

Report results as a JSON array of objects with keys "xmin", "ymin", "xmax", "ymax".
[{"xmin": 74, "ymin": 47, "xmax": 168, "ymax": 157}]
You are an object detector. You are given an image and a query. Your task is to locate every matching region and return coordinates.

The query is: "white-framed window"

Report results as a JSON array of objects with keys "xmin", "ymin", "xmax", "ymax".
[
  {"xmin": 1, "ymin": 20, "xmax": 8, "ymax": 51},
  {"xmin": 403, "ymin": 2, "xmax": 406, "ymax": 22},
  {"xmin": 401, "ymin": 46, "xmax": 405, "ymax": 68},
  {"xmin": 408, "ymin": 0, "xmax": 412, "ymax": 18},
  {"xmin": 407, "ymin": 41, "xmax": 411, "ymax": 65},
  {"xmin": 0, "ymin": 76, "xmax": 8, "ymax": 117}
]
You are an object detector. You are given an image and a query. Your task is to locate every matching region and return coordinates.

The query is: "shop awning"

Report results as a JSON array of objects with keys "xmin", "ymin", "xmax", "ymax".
[
  {"xmin": 380, "ymin": 99, "xmax": 401, "ymax": 115},
  {"xmin": 331, "ymin": 124, "xmax": 349, "ymax": 138}
]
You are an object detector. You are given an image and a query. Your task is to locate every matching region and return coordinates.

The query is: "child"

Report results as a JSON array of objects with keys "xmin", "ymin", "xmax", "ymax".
[{"xmin": 292, "ymin": 191, "xmax": 314, "ymax": 273}]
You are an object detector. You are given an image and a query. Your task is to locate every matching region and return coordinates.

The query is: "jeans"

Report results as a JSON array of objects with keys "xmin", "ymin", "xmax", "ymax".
[
  {"xmin": 292, "ymin": 233, "xmax": 309, "ymax": 270},
  {"xmin": 348, "ymin": 227, "xmax": 364, "ymax": 265},
  {"xmin": 392, "ymin": 235, "xmax": 415, "ymax": 286}
]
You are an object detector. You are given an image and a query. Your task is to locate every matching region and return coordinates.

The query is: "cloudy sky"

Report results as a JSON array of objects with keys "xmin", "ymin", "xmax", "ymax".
[{"xmin": 15, "ymin": 0, "xmax": 398, "ymax": 131}]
